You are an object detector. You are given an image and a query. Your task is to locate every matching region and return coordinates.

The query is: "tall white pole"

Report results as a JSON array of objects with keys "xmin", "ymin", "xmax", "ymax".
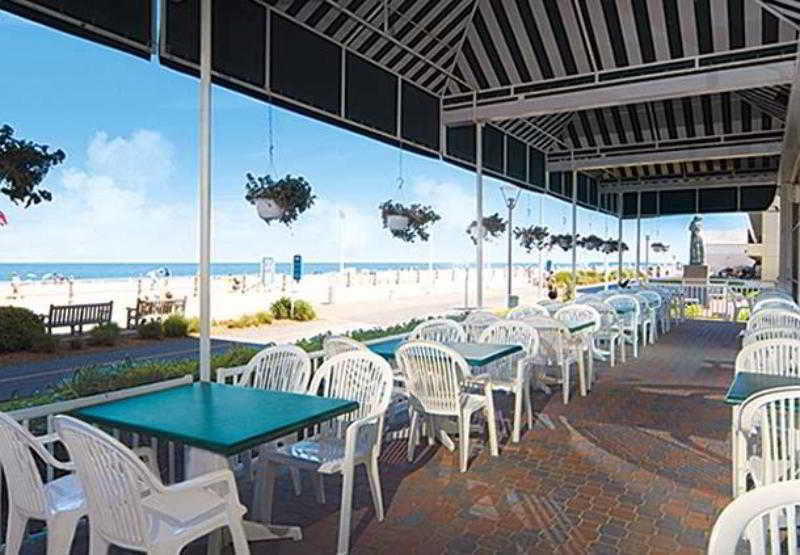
[
  {"xmin": 618, "ymin": 192, "xmax": 623, "ymax": 278},
  {"xmin": 539, "ymin": 177, "xmax": 546, "ymax": 295},
  {"xmin": 645, "ymin": 233, "xmax": 650, "ymax": 283},
  {"xmin": 338, "ymin": 209, "xmax": 345, "ymax": 273},
  {"xmin": 571, "ymin": 170, "xmax": 578, "ymax": 294},
  {"xmin": 476, "ymin": 122, "xmax": 484, "ymax": 308},
  {"xmin": 198, "ymin": 0, "xmax": 212, "ymax": 382},
  {"xmin": 636, "ymin": 193, "xmax": 641, "ymax": 282},
  {"xmin": 604, "ymin": 216, "xmax": 609, "ymax": 291}
]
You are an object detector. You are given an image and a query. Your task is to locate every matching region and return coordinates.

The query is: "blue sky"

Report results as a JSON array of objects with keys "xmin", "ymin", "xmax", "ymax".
[{"xmin": 0, "ymin": 11, "xmax": 749, "ymax": 266}]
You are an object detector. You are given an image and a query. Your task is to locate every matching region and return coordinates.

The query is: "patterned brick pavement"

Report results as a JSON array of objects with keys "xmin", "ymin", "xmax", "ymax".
[{"xmin": 21, "ymin": 320, "xmax": 741, "ymax": 554}]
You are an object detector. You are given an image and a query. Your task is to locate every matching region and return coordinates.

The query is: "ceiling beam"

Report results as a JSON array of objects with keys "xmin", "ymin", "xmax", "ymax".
[
  {"xmin": 598, "ymin": 173, "xmax": 776, "ymax": 193},
  {"xmin": 548, "ymin": 142, "xmax": 782, "ymax": 171},
  {"xmin": 443, "ymin": 60, "xmax": 795, "ymax": 124}
]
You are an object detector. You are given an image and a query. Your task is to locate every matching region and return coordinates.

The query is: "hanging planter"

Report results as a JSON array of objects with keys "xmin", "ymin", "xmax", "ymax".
[
  {"xmin": 467, "ymin": 212, "xmax": 506, "ymax": 244},
  {"xmin": 379, "ymin": 200, "xmax": 441, "ymax": 242},
  {"xmin": 245, "ymin": 173, "xmax": 316, "ymax": 227},
  {"xmin": 601, "ymin": 239, "xmax": 629, "ymax": 254},
  {"xmin": 577, "ymin": 234, "xmax": 605, "ymax": 252},
  {"xmin": 513, "ymin": 225, "xmax": 550, "ymax": 253},
  {"xmin": 651, "ymin": 242, "xmax": 670, "ymax": 253},
  {"xmin": 549, "ymin": 233, "xmax": 576, "ymax": 252}
]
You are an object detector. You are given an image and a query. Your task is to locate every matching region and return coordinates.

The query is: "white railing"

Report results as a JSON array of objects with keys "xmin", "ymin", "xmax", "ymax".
[{"xmin": 653, "ymin": 280, "xmax": 776, "ymax": 321}]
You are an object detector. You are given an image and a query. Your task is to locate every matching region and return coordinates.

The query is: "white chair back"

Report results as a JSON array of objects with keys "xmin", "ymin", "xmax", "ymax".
[
  {"xmin": 606, "ymin": 294, "xmax": 640, "ymax": 326},
  {"xmin": 747, "ymin": 309, "xmax": 800, "ymax": 332},
  {"xmin": 742, "ymin": 327, "xmax": 800, "ymax": 347},
  {"xmin": 506, "ymin": 305, "xmax": 549, "ymax": 320},
  {"xmin": 554, "ymin": 304, "xmax": 601, "ymax": 334},
  {"xmin": 396, "ymin": 341, "xmax": 470, "ymax": 416},
  {"xmin": 463, "ymin": 311, "xmax": 500, "ymax": 341},
  {"xmin": 523, "ymin": 315, "xmax": 569, "ymax": 366},
  {"xmin": 735, "ymin": 339, "xmax": 800, "ymax": 376},
  {"xmin": 638, "ymin": 289, "xmax": 662, "ymax": 309},
  {"xmin": 236, "ymin": 344, "xmax": 311, "ymax": 393},
  {"xmin": 753, "ymin": 298, "xmax": 800, "ymax": 313},
  {"xmin": 409, "ymin": 319, "xmax": 467, "ymax": 344},
  {"xmin": 323, "ymin": 336, "xmax": 367, "ymax": 360},
  {"xmin": 54, "ymin": 415, "xmax": 160, "ymax": 549},
  {"xmin": 707, "ymin": 480, "xmax": 800, "ymax": 554},
  {"xmin": 479, "ymin": 320, "xmax": 539, "ymax": 357},
  {"xmin": 0, "ymin": 412, "xmax": 49, "ymax": 517}
]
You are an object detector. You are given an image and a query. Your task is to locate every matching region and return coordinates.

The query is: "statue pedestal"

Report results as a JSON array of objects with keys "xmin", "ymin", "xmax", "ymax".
[
  {"xmin": 682, "ymin": 265, "xmax": 709, "ymax": 307},
  {"xmin": 682, "ymin": 265, "xmax": 709, "ymax": 281}
]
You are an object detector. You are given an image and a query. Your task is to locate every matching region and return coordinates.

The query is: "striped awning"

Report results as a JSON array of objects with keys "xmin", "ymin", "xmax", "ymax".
[{"xmin": 2, "ymin": 0, "xmax": 793, "ymax": 218}]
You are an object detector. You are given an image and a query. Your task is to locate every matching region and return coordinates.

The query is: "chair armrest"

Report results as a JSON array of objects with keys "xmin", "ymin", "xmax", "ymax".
[
  {"xmin": 344, "ymin": 414, "xmax": 382, "ymax": 457},
  {"xmin": 160, "ymin": 469, "xmax": 237, "ymax": 496},
  {"xmin": 33, "ymin": 435, "xmax": 75, "ymax": 472}
]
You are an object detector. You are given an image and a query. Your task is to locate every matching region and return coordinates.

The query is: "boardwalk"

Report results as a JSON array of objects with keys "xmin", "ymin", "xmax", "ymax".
[{"xmin": 17, "ymin": 320, "xmax": 739, "ymax": 554}]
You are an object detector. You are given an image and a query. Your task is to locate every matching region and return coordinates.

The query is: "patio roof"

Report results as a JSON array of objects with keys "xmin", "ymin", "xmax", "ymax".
[{"xmin": 3, "ymin": 0, "xmax": 792, "ymax": 219}]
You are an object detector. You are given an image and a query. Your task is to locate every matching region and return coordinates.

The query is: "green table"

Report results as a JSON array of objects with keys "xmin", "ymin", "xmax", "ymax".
[
  {"xmin": 74, "ymin": 382, "xmax": 359, "ymax": 549},
  {"xmin": 725, "ymin": 372, "xmax": 800, "ymax": 498},
  {"xmin": 567, "ymin": 321, "xmax": 594, "ymax": 333},
  {"xmin": 368, "ymin": 337, "xmax": 522, "ymax": 366}
]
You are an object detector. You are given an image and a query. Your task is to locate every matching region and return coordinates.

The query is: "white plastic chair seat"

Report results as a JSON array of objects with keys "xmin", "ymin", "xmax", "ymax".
[
  {"xmin": 266, "ymin": 434, "xmax": 373, "ymax": 475},
  {"xmin": 44, "ymin": 474, "xmax": 85, "ymax": 514},
  {"xmin": 141, "ymin": 487, "xmax": 230, "ymax": 529}
]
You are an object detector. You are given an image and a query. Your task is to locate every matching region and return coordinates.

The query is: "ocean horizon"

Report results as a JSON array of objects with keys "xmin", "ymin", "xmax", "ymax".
[{"xmin": 0, "ymin": 261, "xmax": 623, "ymax": 281}]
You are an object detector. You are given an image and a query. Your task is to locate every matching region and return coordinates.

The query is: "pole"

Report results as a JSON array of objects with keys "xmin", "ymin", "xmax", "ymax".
[
  {"xmin": 571, "ymin": 169, "xmax": 578, "ymax": 295},
  {"xmin": 604, "ymin": 217, "xmax": 609, "ymax": 291},
  {"xmin": 539, "ymin": 177, "xmax": 546, "ymax": 295},
  {"xmin": 645, "ymin": 234, "xmax": 650, "ymax": 283},
  {"xmin": 476, "ymin": 122, "xmax": 484, "ymax": 308},
  {"xmin": 338, "ymin": 209, "xmax": 345, "ymax": 273},
  {"xmin": 636, "ymin": 193, "xmax": 641, "ymax": 283},
  {"xmin": 618, "ymin": 192, "xmax": 623, "ymax": 279},
  {"xmin": 197, "ymin": 0, "xmax": 212, "ymax": 382}
]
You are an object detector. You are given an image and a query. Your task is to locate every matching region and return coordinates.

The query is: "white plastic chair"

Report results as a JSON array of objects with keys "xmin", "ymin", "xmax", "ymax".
[
  {"xmin": 638, "ymin": 289, "xmax": 665, "ymax": 338},
  {"xmin": 463, "ymin": 311, "xmax": 500, "ymax": 342},
  {"xmin": 735, "ymin": 339, "xmax": 800, "ymax": 376},
  {"xmin": 397, "ymin": 341, "xmax": 498, "ymax": 472},
  {"xmin": 54, "ymin": 415, "xmax": 250, "ymax": 555},
  {"xmin": 742, "ymin": 327, "xmax": 800, "ymax": 347},
  {"xmin": 506, "ymin": 305, "xmax": 549, "ymax": 320},
  {"xmin": 554, "ymin": 304, "xmax": 600, "ymax": 390},
  {"xmin": 583, "ymin": 300, "xmax": 625, "ymax": 367},
  {"xmin": 323, "ymin": 336, "xmax": 367, "ymax": 360},
  {"xmin": 409, "ymin": 318, "xmax": 467, "ymax": 343},
  {"xmin": 632, "ymin": 292, "xmax": 656, "ymax": 345},
  {"xmin": 753, "ymin": 297, "xmax": 799, "ymax": 313},
  {"xmin": 606, "ymin": 294, "xmax": 641, "ymax": 358},
  {"xmin": 0, "ymin": 412, "xmax": 86, "ymax": 555},
  {"xmin": 747, "ymin": 309, "xmax": 800, "ymax": 333},
  {"xmin": 707, "ymin": 480, "xmax": 800, "ymax": 554},
  {"xmin": 478, "ymin": 321, "xmax": 539, "ymax": 443},
  {"xmin": 256, "ymin": 351, "xmax": 393, "ymax": 555},
  {"xmin": 524, "ymin": 315, "xmax": 583, "ymax": 404}
]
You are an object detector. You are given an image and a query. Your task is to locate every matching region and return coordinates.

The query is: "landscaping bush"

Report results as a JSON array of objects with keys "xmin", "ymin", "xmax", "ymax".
[
  {"xmin": 87, "ymin": 323, "xmax": 121, "ymax": 347},
  {"xmin": 68, "ymin": 338, "xmax": 83, "ymax": 350},
  {"xmin": 292, "ymin": 300, "xmax": 315, "ymax": 321},
  {"xmin": 0, "ymin": 306, "xmax": 46, "ymax": 353},
  {"xmin": 30, "ymin": 333, "xmax": 59, "ymax": 353},
  {"xmin": 137, "ymin": 320, "xmax": 163, "ymax": 340},
  {"xmin": 255, "ymin": 311, "xmax": 273, "ymax": 325},
  {"xmin": 270, "ymin": 297, "xmax": 293, "ymax": 319},
  {"xmin": 163, "ymin": 314, "xmax": 189, "ymax": 337},
  {"xmin": 186, "ymin": 316, "xmax": 200, "ymax": 334}
]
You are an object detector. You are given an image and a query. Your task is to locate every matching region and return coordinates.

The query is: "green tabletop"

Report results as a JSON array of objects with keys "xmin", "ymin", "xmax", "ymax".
[
  {"xmin": 73, "ymin": 382, "xmax": 358, "ymax": 456},
  {"xmin": 369, "ymin": 338, "xmax": 522, "ymax": 367},
  {"xmin": 615, "ymin": 307, "xmax": 634, "ymax": 315},
  {"xmin": 567, "ymin": 321, "xmax": 594, "ymax": 333},
  {"xmin": 724, "ymin": 372, "xmax": 800, "ymax": 405}
]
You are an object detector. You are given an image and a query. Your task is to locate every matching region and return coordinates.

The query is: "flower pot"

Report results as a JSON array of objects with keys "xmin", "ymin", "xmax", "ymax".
[
  {"xmin": 255, "ymin": 198, "xmax": 284, "ymax": 221},
  {"xmin": 386, "ymin": 214, "xmax": 410, "ymax": 231},
  {"xmin": 468, "ymin": 223, "xmax": 487, "ymax": 242}
]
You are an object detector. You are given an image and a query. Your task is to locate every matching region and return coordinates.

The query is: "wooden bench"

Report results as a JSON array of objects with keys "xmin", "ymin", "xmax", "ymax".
[
  {"xmin": 43, "ymin": 302, "xmax": 113, "ymax": 335},
  {"xmin": 126, "ymin": 297, "xmax": 187, "ymax": 329}
]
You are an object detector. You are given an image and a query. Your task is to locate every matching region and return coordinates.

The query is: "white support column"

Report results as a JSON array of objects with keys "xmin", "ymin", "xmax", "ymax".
[
  {"xmin": 636, "ymin": 193, "xmax": 641, "ymax": 282},
  {"xmin": 476, "ymin": 122, "xmax": 484, "ymax": 308},
  {"xmin": 197, "ymin": 0, "xmax": 212, "ymax": 382},
  {"xmin": 571, "ymin": 170, "xmax": 578, "ymax": 291},
  {"xmin": 538, "ymin": 187, "xmax": 544, "ymax": 295},
  {"xmin": 645, "ymin": 234, "xmax": 650, "ymax": 283},
  {"xmin": 618, "ymin": 192, "xmax": 623, "ymax": 277},
  {"xmin": 780, "ymin": 183, "xmax": 793, "ymax": 290}
]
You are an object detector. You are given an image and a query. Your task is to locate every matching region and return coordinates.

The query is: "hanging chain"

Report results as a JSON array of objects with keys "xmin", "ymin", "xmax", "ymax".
[
  {"xmin": 397, "ymin": 147, "xmax": 404, "ymax": 190},
  {"xmin": 267, "ymin": 104, "xmax": 275, "ymax": 174}
]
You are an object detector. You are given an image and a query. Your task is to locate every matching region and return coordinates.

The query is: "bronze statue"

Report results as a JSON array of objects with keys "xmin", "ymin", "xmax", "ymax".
[{"xmin": 689, "ymin": 216, "xmax": 705, "ymax": 265}]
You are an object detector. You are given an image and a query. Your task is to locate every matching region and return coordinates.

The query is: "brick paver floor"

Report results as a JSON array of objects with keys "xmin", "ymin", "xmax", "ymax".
[{"xmin": 19, "ymin": 319, "xmax": 741, "ymax": 554}]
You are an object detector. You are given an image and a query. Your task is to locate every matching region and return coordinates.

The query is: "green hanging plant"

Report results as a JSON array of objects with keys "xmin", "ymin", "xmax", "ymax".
[
  {"xmin": 651, "ymin": 242, "xmax": 670, "ymax": 253},
  {"xmin": 601, "ymin": 238, "xmax": 629, "ymax": 254},
  {"xmin": 379, "ymin": 200, "xmax": 441, "ymax": 242},
  {"xmin": 467, "ymin": 213, "xmax": 506, "ymax": 244},
  {"xmin": 549, "ymin": 233, "xmax": 577, "ymax": 252},
  {"xmin": 514, "ymin": 225, "xmax": 550, "ymax": 253},
  {"xmin": 245, "ymin": 173, "xmax": 316, "ymax": 227},
  {"xmin": 577, "ymin": 234, "xmax": 605, "ymax": 252}
]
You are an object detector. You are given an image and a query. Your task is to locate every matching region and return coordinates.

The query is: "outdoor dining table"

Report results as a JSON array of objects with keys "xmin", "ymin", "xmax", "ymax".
[
  {"xmin": 724, "ymin": 372, "xmax": 800, "ymax": 497},
  {"xmin": 368, "ymin": 337, "xmax": 523, "ymax": 367},
  {"xmin": 73, "ymin": 381, "xmax": 358, "ymax": 552}
]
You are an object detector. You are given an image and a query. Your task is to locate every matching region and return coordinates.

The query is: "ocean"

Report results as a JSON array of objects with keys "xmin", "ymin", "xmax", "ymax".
[{"xmin": 0, "ymin": 261, "xmax": 601, "ymax": 281}]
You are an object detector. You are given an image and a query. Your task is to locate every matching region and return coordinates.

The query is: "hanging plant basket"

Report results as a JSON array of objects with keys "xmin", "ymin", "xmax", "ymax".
[
  {"xmin": 467, "ymin": 213, "xmax": 506, "ymax": 245},
  {"xmin": 651, "ymin": 242, "xmax": 670, "ymax": 253},
  {"xmin": 577, "ymin": 234, "xmax": 605, "ymax": 252},
  {"xmin": 601, "ymin": 238, "xmax": 629, "ymax": 254},
  {"xmin": 549, "ymin": 233, "xmax": 576, "ymax": 252},
  {"xmin": 513, "ymin": 225, "xmax": 550, "ymax": 253},
  {"xmin": 245, "ymin": 173, "xmax": 316, "ymax": 227},
  {"xmin": 379, "ymin": 200, "xmax": 441, "ymax": 242}
]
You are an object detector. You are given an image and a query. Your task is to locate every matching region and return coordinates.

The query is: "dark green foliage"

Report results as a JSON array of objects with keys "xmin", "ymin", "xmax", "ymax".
[
  {"xmin": 30, "ymin": 333, "xmax": 58, "ymax": 353},
  {"xmin": 68, "ymin": 338, "xmax": 83, "ymax": 350},
  {"xmin": 87, "ymin": 323, "xmax": 121, "ymax": 346},
  {"xmin": 467, "ymin": 213, "xmax": 506, "ymax": 244},
  {"xmin": 577, "ymin": 234, "xmax": 605, "ymax": 252},
  {"xmin": 0, "ymin": 125, "xmax": 65, "ymax": 207},
  {"xmin": 292, "ymin": 300, "xmax": 316, "ymax": 321},
  {"xmin": 163, "ymin": 314, "xmax": 189, "ymax": 337},
  {"xmin": 601, "ymin": 239, "xmax": 629, "ymax": 254},
  {"xmin": 270, "ymin": 297, "xmax": 293, "ymax": 319},
  {"xmin": 514, "ymin": 225, "xmax": 549, "ymax": 253},
  {"xmin": 651, "ymin": 242, "xmax": 669, "ymax": 253},
  {"xmin": 379, "ymin": 200, "xmax": 441, "ymax": 242},
  {"xmin": 245, "ymin": 173, "xmax": 315, "ymax": 226},
  {"xmin": 0, "ymin": 306, "xmax": 46, "ymax": 353},
  {"xmin": 137, "ymin": 320, "xmax": 163, "ymax": 340},
  {"xmin": 549, "ymin": 233, "xmax": 576, "ymax": 252}
]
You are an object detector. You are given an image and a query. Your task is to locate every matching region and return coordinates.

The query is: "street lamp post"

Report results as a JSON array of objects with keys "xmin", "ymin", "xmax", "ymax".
[{"xmin": 502, "ymin": 186, "xmax": 521, "ymax": 307}]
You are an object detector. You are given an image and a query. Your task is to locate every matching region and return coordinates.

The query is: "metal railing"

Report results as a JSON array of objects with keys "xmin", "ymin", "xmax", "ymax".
[{"xmin": 653, "ymin": 279, "xmax": 775, "ymax": 321}]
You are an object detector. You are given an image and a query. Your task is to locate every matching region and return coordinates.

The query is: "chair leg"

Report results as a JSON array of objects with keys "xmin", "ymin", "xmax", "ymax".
[
  {"xmin": 5, "ymin": 510, "xmax": 26, "ymax": 555},
  {"xmin": 524, "ymin": 381, "xmax": 533, "ymax": 433},
  {"xmin": 632, "ymin": 330, "xmax": 639, "ymax": 358},
  {"xmin": 586, "ymin": 347, "xmax": 594, "ymax": 390},
  {"xmin": 562, "ymin": 361, "xmax": 570, "ymax": 404},
  {"xmin": 620, "ymin": 336, "xmax": 626, "ymax": 364},
  {"xmin": 314, "ymin": 472, "xmax": 326, "ymax": 504},
  {"xmin": 253, "ymin": 460, "xmax": 278, "ymax": 523},
  {"xmin": 89, "ymin": 532, "xmax": 110, "ymax": 555},
  {"xmin": 511, "ymin": 387, "xmax": 523, "ymax": 443},
  {"xmin": 407, "ymin": 409, "xmax": 419, "ymax": 462},
  {"xmin": 366, "ymin": 455, "xmax": 385, "ymax": 521},
  {"xmin": 290, "ymin": 467, "xmax": 302, "ymax": 496},
  {"xmin": 484, "ymin": 393, "xmax": 499, "ymax": 457},
  {"xmin": 577, "ymin": 354, "xmax": 587, "ymax": 397},
  {"xmin": 337, "ymin": 466, "xmax": 355, "ymax": 555},
  {"xmin": 228, "ymin": 512, "xmax": 251, "ymax": 555},
  {"xmin": 459, "ymin": 413, "xmax": 470, "ymax": 472},
  {"xmin": 48, "ymin": 512, "xmax": 81, "ymax": 555}
]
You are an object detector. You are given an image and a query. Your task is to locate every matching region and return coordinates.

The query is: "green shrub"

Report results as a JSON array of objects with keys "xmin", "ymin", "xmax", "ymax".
[
  {"xmin": 68, "ymin": 337, "xmax": 83, "ymax": 350},
  {"xmin": 137, "ymin": 320, "xmax": 163, "ymax": 340},
  {"xmin": 163, "ymin": 314, "xmax": 189, "ymax": 337},
  {"xmin": 271, "ymin": 297, "xmax": 293, "ymax": 319},
  {"xmin": 255, "ymin": 311, "xmax": 273, "ymax": 325},
  {"xmin": 87, "ymin": 323, "xmax": 121, "ymax": 347},
  {"xmin": 186, "ymin": 316, "xmax": 199, "ymax": 334},
  {"xmin": 292, "ymin": 300, "xmax": 316, "ymax": 321},
  {"xmin": 0, "ymin": 306, "xmax": 46, "ymax": 353},
  {"xmin": 30, "ymin": 333, "xmax": 59, "ymax": 353}
]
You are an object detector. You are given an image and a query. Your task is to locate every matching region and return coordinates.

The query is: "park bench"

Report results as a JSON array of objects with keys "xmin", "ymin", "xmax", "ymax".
[
  {"xmin": 126, "ymin": 297, "xmax": 187, "ymax": 329},
  {"xmin": 42, "ymin": 301, "xmax": 113, "ymax": 335}
]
